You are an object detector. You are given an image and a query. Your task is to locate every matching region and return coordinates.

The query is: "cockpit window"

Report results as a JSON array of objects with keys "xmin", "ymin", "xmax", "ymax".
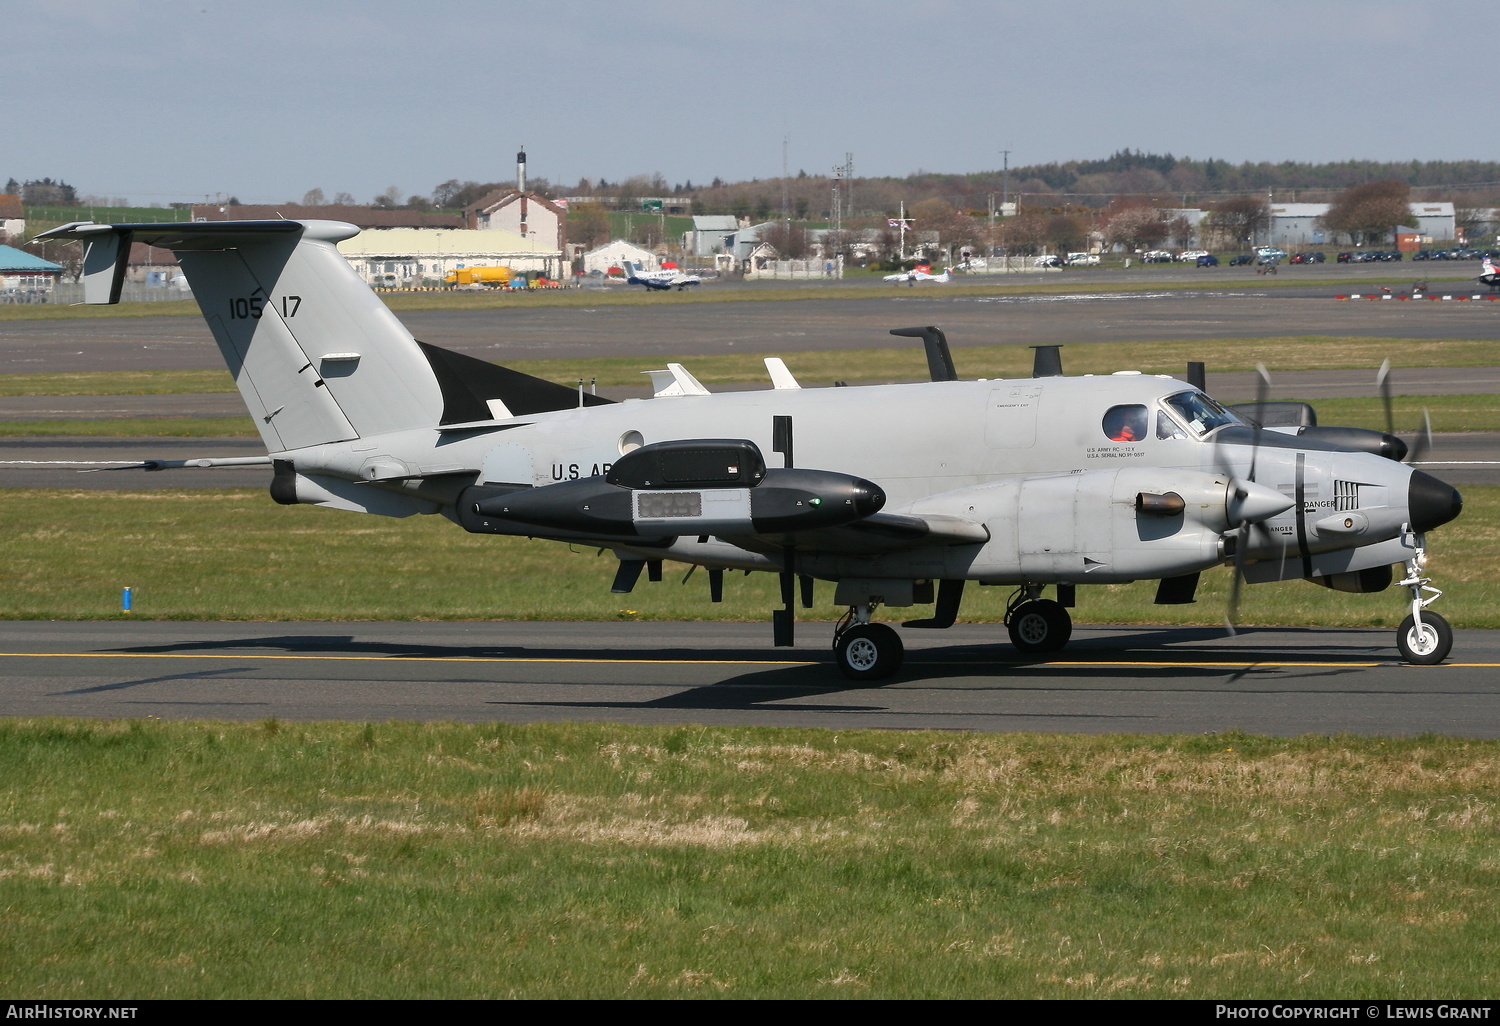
[
  {"xmin": 1102, "ymin": 404, "xmax": 1148, "ymax": 442},
  {"xmin": 1163, "ymin": 390, "xmax": 1241, "ymax": 437},
  {"xmin": 1157, "ymin": 409, "xmax": 1187, "ymax": 440}
]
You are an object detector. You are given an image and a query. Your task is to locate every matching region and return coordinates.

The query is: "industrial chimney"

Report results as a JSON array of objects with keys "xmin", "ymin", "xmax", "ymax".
[{"xmin": 517, "ymin": 148, "xmax": 526, "ymax": 194}]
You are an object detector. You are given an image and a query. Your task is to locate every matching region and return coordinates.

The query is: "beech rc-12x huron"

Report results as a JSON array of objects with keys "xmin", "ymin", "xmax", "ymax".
[
  {"xmin": 40, "ymin": 218, "xmax": 1464, "ymax": 678},
  {"xmin": 622, "ymin": 261, "xmax": 701, "ymax": 292}
]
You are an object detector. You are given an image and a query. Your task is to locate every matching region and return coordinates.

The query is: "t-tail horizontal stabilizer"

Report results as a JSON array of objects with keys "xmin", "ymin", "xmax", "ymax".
[{"xmin": 36, "ymin": 219, "xmax": 610, "ymax": 455}]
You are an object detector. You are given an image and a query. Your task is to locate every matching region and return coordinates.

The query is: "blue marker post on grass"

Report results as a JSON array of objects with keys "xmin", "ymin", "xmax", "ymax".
[{"xmin": 122, "ymin": 587, "xmax": 133, "ymax": 613}]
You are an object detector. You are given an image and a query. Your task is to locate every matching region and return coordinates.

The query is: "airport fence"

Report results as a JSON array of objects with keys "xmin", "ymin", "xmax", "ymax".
[
  {"xmin": 952, "ymin": 256, "xmax": 1060, "ymax": 275},
  {"xmin": 25, "ymin": 283, "xmax": 195, "ymax": 304},
  {"xmin": 745, "ymin": 257, "xmax": 845, "ymax": 280}
]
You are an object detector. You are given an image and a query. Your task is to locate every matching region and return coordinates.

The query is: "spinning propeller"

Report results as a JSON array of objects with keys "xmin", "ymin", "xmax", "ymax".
[
  {"xmin": 1218, "ymin": 363, "xmax": 1287, "ymax": 634},
  {"xmin": 1377, "ymin": 359, "xmax": 1433, "ymax": 467}
]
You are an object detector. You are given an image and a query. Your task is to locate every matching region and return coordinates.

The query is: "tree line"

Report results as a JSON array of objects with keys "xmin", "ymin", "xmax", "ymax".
[{"xmin": 266, "ymin": 152, "xmax": 1500, "ymax": 222}]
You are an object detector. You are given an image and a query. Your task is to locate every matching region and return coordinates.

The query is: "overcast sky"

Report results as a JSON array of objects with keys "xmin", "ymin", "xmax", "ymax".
[{"xmin": 9, "ymin": 0, "xmax": 1481, "ymax": 206}]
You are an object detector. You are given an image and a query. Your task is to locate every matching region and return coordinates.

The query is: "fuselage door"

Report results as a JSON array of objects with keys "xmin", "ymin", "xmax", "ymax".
[{"xmin": 984, "ymin": 383, "xmax": 1042, "ymax": 449}]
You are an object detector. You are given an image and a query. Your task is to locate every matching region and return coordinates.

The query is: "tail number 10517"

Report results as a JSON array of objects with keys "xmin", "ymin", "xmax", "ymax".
[{"xmin": 229, "ymin": 295, "xmax": 301, "ymax": 320}]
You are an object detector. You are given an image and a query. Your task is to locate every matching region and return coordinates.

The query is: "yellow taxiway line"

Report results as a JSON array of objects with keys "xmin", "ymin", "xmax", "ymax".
[
  {"xmin": 0, "ymin": 651, "xmax": 810, "ymax": 667},
  {"xmin": 2, "ymin": 652, "xmax": 1498, "ymax": 669}
]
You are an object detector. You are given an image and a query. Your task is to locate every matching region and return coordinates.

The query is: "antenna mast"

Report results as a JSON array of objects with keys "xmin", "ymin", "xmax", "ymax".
[{"xmin": 781, "ymin": 134, "xmax": 789, "ymax": 222}]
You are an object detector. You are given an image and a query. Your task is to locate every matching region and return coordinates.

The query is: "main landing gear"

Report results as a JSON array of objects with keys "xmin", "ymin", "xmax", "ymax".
[
  {"xmin": 831, "ymin": 584, "xmax": 1077, "ymax": 679},
  {"xmin": 1005, "ymin": 586, "xmax": 1073, "ymax": 654},
  {"xmin": 832, "ymin": 605, "xmax": 904, "ymax": 680},
  {"xmin": 1395, "ymin": 529, "xmax": 1452, "ymax": 665}
]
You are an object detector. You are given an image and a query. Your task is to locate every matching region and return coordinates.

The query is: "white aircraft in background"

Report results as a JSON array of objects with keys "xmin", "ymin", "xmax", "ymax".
[
  {"xmin": 883, "ymin": 263, "xmax": 952, "ymax": 285},
  {"xmin": 623, "ymin": 262, "xmax": 701, "ymax": 292}
]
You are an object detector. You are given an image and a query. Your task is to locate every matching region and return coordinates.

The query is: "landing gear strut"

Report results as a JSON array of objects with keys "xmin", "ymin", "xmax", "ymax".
[
  {"xmin": 1395, "ymin": 529, "xmax": 1452, "ymax": 665},
  {"xmin": 1006, "ymin": 586, "xmax": 1073, "ymax": 654},
  {"xmin": 833, "ymin": 604, "xmax": 904, "ymax": 680}
]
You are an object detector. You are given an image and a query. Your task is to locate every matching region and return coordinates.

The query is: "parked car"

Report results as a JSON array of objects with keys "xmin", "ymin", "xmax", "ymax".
[
  {"xmin": 1033, "ymin": 255, "xmax": 1063, "ymax": 268},
  {"xmin": 1256, "ymin": 247, "xmax": 1287, "ymax": 260},
  {"xmin": 1141, "ymin": 250, "xmax": 1175, "ymax": 263},
  {"xmin": 1065, "ymin": 252, "xmax": 1100, "ymax": 266},
  {"xmin": 1196, "ymin": 254, "xmax": 1219, "ymax": 267},
  {"xmin": 1178, "ymin": 250, "xmax": 1209, "ymax": 263},
  {"xmin": 1228, "ymin": 254, "xmax": 1254, "ymax": 266},
  {"xmin": 1337, "ymin": 252, "xmax": 1353, "ymax": 263},
  {"xmin": 1305, "ymin": 251, "xmax": 1325, "ymax": 263}
]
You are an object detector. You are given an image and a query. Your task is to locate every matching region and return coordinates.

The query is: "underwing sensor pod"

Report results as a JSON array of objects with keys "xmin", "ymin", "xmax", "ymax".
[
  {"xmin": 37, "ymin": 219, "xmax": 1465, "ymax": 680},
  {"xmin": 460, "ymin": 439, "xmax": 885, "ymax": 537}
]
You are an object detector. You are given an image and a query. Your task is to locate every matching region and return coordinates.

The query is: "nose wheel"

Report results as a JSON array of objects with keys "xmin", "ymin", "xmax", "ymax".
[
  {"xmin": 1397, "ymin": 611, "xmax": 1452, "ymax": 665},
  {"xmin": 1396, "ymin": 528, "xmax": 1451, "ymax": 665}
]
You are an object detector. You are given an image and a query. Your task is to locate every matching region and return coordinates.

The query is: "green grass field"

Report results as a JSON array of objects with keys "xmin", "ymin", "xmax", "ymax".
[
  {"xmin": 1, "ymin": 719, "xmax": 1497, "ymax": 998},
  {"xmin": 0, "ymin": 417, "xmax": 255, "ymax": 437},
  {"xmin": 0, "ymin": 370, "xmax": 235, "ymax": 396},
  {"xmin": 0, "ymin": 486, "xmax": 1493, "ymax": 627}
]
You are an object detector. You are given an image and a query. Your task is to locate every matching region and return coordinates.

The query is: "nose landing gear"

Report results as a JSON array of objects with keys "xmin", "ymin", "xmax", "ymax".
[{"xmin": 1395, "ymin": 528, "xmax": 1451, "ymax": 665}]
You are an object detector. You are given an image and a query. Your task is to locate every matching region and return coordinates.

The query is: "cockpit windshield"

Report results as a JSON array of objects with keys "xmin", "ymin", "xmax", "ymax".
[{"xmin": 1163, "ymin": 390, "xmax": 1242, "ymax": 438}]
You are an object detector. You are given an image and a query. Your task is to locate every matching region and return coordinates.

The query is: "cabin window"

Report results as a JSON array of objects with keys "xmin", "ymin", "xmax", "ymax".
[{"xmin": 1102, "ymin": 404, "xmax": 1148, "ymax": 442}]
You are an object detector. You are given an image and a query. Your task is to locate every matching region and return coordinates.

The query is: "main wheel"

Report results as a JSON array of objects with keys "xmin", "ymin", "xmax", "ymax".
[
  {"xmin": 1397, "ymin": 611, "xmax": 1452, "ymax": 665},
  {"xmin": 1007, "ymin": 599, "xmax": 1072, "ymax": 654},
  {"xmin": 835, "ymin": 623, "xmax": 904, "ymax": 680}
]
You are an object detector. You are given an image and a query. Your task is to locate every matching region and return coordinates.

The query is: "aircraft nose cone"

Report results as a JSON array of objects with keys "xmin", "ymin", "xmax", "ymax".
[
  {"xmin": 850, "ymin": 478, "xmax": 886, "ymax": 518},
  {"xmin": 1381, "ymin": 433, "xmax": 1409, "ymax": 461},
  {"xmin": 1408, "ymin": 470, "xmax": 1462, "ymax": 533}
]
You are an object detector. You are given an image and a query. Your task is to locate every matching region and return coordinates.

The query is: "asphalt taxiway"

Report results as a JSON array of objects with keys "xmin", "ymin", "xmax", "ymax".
[{"xmin": 3, "ymin": 620, "xmax": 1497, "ymax": 735}]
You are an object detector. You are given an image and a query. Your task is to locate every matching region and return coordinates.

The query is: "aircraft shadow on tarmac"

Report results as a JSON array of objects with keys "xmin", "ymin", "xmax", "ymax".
[
  {"xmin": 107, "ymin": 624, "xmax": 1394, "ymax": 664},
  {"xmin": 102, "ymin": 627, "xmax": 1390, "ymax": 717},
  {"xmin": 494, "ymin": 661, "xmax": 1375, "ymax": 718},
  {"xmin": 47, "ymin": 665, "xmax": 256, "ymax": 697},
  {"xmin": 109, "ymin": 633, "xmax": 783, "ymax": 664}
]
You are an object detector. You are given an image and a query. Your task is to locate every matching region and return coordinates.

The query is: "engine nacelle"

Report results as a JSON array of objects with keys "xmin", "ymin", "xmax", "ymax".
[
  {"xmin": 1311, "ymin": 565, "xmax": 1393, "ymax": 593},
  {"xmin": 908, "ymin": 467, "xmax": 1266, "ymax": 584},
  {"xmin": 1289, "ymin": 425, "xmax": 1407, "ymax": 462}
]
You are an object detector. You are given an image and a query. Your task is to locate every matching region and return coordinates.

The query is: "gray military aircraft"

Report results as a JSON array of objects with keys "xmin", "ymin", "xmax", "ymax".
[{"xmin": 39, "ymin": 219, "xmax": 1464, "ymax": 677}]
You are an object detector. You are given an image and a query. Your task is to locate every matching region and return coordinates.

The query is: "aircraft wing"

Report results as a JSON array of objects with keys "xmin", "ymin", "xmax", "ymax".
[{"xmin": 723, "ymin": 510, "xmax": 989, "ymax": 557}]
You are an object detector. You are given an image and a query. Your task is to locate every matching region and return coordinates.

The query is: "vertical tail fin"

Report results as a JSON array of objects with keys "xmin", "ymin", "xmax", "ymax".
[{"xmin": 39, "ymin": 220, "xmax": 445, "ymax": 451}]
